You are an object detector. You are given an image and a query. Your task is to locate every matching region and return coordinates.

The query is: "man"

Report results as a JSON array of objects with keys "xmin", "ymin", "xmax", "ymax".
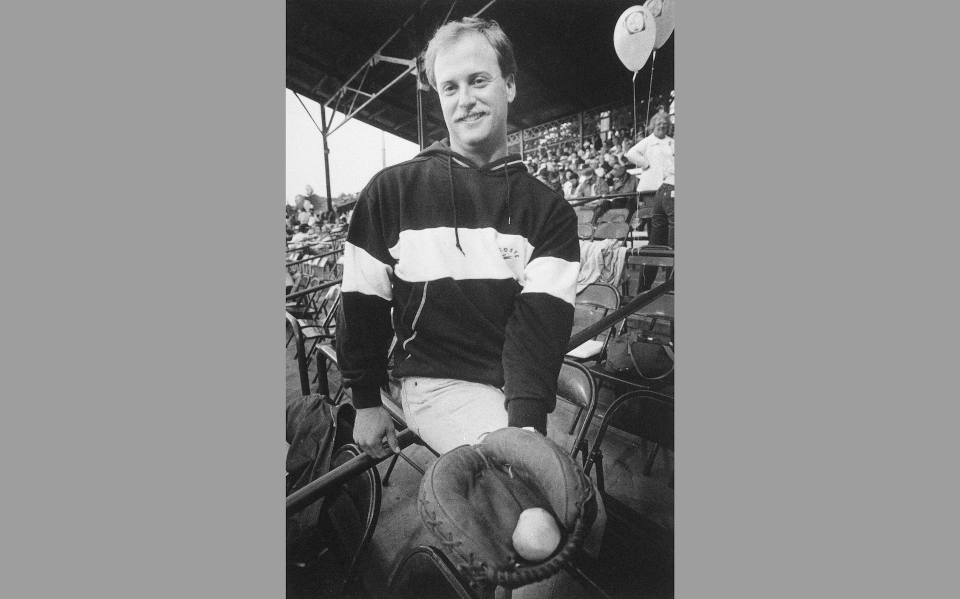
[
  {"xmin": 544, "ymin": 163, "xmax": 564, "ymax": 195},
  {"xmin": 336, "ymin": 17, "xmax": 579, "ymax": 460},
  {"xmin": 295, "ymin": 195, "xmax": 311, "ymax": 226},
  {"xmin": 594, "ymin": 163, "xmax": 638, "ymax": 222},
  {"xmin": 562, "ymin": 171, "xmax": 579, "ymax": 199},
  {"xmin": 625, "ymin": 110, "xmax": 675, "ymax": 289},
  {"xmin": 572, "ymin": 165, "xmax": 608, "ymax": 203}
]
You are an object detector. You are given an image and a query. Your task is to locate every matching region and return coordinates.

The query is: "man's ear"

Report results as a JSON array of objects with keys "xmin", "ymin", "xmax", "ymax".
[{"xmin": 505, "ymin": 73, "xmax": 516, "ymax": 104}]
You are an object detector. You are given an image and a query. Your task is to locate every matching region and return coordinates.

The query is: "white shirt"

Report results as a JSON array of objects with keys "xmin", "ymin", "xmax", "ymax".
[{"xmin": 625, "ymin": 134, "xmax": 675, "ymax": 189}]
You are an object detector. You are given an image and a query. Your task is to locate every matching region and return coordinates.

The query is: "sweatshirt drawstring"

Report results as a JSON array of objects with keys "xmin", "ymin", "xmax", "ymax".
[
  {"xmin": 441, "ymin": 145, "xmax": 516, "ymax": 249},
  {"xmin": 503, "ymin": 161, "xmax": 512, "ymax": 225},
  {"xmin": 447, "ymin": 155, "xmax": 464, "ymax": 255}
]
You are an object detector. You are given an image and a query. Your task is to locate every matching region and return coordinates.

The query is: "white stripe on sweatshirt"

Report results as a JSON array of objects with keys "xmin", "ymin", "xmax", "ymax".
[{"xmin": 342, "ymin": 242, "xmax": 394, "ymax": 300}]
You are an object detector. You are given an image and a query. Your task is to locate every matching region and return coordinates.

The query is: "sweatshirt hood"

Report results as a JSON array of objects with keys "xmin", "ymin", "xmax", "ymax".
[
  {"xmin": 416, "ymin": 139, "xmax": 525, "ymax": 254},
  {"xmin": 416, "ymin": 139, "xmax": 526, "ymax": 173}
]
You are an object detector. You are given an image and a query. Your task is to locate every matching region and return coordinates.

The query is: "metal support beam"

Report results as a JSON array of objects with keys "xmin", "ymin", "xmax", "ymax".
[
  {"xmin": 579, "ymin": 111, "xmax": 584, "ymax": 148},
  {"xmin": 326, "ymin": 64, "xmax": 418, "ymax": 137},
  {"xmin": 471, "ymin": 0, "xmax": 500, "ymax": 17},
  {"xmin": 416, "ymin": 7, "xmax": 426, "ymax": 150},
  {"xmin": 319, "ymin": 103, "xmax": 333, "ymax": 207},
  {"xmin": 344, "ymin": 86, "xmax": 374, "ymax": 98},
  {"xmin": 323, "ymin": 0, "xmax": 434, "ymax": 110},
  {"xmin": 372, "ymin": 53, "xmax": 416, "ymax": 68}
]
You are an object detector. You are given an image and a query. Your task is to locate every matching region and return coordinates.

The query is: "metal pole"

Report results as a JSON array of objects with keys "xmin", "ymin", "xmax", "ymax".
[
  {"xmin": 579, "ymin": 111, "xmax": 584, "ymax": 149},
  {"xmin": 416, "ymin": 75, "xmax": 426, "ymax": 150},
  {"xmin": 416, "ymin": 8, "xmax": 426, "ymax": 150},
  {"xmin": 319, "ymin": 102, "xmax": 333, "ymax": 209},
  {"xmin": 566, "ymin": 277, "xmax": 674, "ymax": 351},
  {"xmin": 471, "ymin": 0, "xmax": 499, "ymax": 17},
  {"xmin": 286, "ymin": 428, "xmax": 420, "ymax": 518}
]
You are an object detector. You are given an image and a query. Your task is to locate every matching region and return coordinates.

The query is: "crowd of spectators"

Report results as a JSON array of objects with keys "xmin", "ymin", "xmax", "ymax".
[
  {"xmin": 523, "ymin": 106, "xmax": 674, "ymax": 227},
  {"xmin": 286, "ymin": 184, "xmax": 356, "ymax": 245},
  {"xmin": 524, "ymin": 108, "xmax": 673, "ymax": 206}
]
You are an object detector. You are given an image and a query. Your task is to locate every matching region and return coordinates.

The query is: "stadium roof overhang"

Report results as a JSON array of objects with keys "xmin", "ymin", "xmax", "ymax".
[{"xmin": 286, "ymin": 0, "xmax": 675, "ymax": 146}]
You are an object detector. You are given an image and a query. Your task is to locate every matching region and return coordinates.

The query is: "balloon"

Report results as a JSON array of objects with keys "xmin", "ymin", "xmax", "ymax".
[
  {"xmin": 613, "ymin": 6, "xmax": 657, "ymax": 72},
  {"xmin": 643, "ymin": 0, "xmax": 676, "ymax": 49}
]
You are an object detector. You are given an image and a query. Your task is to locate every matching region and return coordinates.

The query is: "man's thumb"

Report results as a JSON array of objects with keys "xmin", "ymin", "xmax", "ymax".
[{"xmin": 386, "ymin": 426, "xmax": 400, "ymax": 454}]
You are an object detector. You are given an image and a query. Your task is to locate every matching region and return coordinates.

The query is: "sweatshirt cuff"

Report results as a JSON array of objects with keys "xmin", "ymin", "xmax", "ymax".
[
  {"xmin": 507, "ymin": 398, "xmax": 548, "ymax": 435},
  {"xmin": 351, "ymin": 384, "xmax": 383, "ymax": 410}
]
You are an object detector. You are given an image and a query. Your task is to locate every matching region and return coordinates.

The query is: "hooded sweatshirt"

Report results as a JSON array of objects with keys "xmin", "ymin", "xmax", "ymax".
[{"xmin": 335, "ymin": 140, "xmax": 580, "ymax": 433}]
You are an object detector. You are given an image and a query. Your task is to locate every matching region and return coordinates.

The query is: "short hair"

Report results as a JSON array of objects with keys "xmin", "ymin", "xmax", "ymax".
[
  {"xmin": 422, "ymin": 17, "xmax": 517, "ymax": 91},
  {"xmin": 298, "ymin": 224, "xmax": 310, "ymax": 233}
]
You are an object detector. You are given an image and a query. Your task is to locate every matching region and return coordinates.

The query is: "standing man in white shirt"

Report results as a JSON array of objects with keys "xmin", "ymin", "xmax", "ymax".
[{"xmin": 625, "ymin": 111, "xmax": 675, "ymax": 289}]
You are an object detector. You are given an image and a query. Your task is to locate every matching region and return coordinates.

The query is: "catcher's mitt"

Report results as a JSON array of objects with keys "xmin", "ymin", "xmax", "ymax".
[{"xmin": 417, "ymin": 428, "xmax": 597, "ymax": 592}]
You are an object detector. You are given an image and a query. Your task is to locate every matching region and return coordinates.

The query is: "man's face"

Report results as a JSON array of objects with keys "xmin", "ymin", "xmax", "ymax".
[
  {"xmin": 434, "ymin": 32, "xmax": 515, "ymax": 159},
  {"xmin": 653, "ymin": 120, "xmax": 668, "ymax": 138},
  {"xmin": 305, "ymin": 185, "xmax": 313, "ymax": 195}
]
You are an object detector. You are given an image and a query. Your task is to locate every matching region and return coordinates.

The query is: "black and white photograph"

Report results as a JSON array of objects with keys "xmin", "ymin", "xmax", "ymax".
[
  {"xmin": 9, "ymin": 2, "xmax": 956, "ymax": 598},
  {"xmin": 286, "ymin": 2, "xmax": 675, "ymax": 597}
]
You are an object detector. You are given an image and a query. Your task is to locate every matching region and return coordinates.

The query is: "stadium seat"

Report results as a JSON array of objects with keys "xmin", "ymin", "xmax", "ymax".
[
  {"xmin": 584, "ymin": 390, "xmax": 674, "ymax": 493},
  {"xmin": 555, "ymin": 359, "xmax": 600, "ymax": 467},
  {"xmin": 597, "ymin": 208, "xmax": 629, "ymax": 224}
]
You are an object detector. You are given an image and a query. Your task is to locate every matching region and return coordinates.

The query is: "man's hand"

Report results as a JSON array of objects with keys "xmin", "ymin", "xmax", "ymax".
[{"xmin": 353, "ymin": 406, "xmax": 400, "ymax": 459}]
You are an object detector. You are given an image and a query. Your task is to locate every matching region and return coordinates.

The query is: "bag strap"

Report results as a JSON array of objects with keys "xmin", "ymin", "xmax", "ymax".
[{"xmin": 627, "ymin": 334, "xmax": 675, "ymax": 380}]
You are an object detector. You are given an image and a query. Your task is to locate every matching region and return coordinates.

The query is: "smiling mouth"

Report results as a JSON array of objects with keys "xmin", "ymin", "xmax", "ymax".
[{"xmin": 456, "ymin": 112, "xmax": 486, "ymax": 123}]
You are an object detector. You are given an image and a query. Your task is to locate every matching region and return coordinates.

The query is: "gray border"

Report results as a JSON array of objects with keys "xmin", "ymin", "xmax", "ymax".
[
  {"xmin": 5, "ymin": 1, "xmax": 282, "ymax": 597},
  {"xmin": 684, "ymin": 2, "xmax": 952, "ymax": 597}
]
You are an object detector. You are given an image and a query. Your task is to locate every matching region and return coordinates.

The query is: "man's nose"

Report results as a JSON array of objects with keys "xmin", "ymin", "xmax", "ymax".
[{"xmin": 457, "ymin": 86, "xmax": 475, "ymax": 109}]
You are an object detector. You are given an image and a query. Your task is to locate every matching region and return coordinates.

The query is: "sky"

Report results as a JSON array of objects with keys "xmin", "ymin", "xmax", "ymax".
[{"xmin": 286, "ymin": 89, "xmax": 421, "ymax": 204}]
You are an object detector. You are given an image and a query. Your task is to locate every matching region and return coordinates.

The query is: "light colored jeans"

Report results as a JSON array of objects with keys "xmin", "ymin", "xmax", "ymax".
[
  {"xmin": 400, "ymin": 376, "xmax": 509, "ymax": 454},
  {"xmin": 398, "ymin": 376, "xmax": 607, "ymax": 598}
]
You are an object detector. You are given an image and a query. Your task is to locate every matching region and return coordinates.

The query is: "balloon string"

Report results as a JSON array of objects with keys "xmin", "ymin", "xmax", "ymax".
[
  {"xmin": 632, "ymin": 70, "xmax": 638, "ymax": 142},
  {"xmin": 644, "ymin": 49, "xmax": 657, "ymax": 130}
]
